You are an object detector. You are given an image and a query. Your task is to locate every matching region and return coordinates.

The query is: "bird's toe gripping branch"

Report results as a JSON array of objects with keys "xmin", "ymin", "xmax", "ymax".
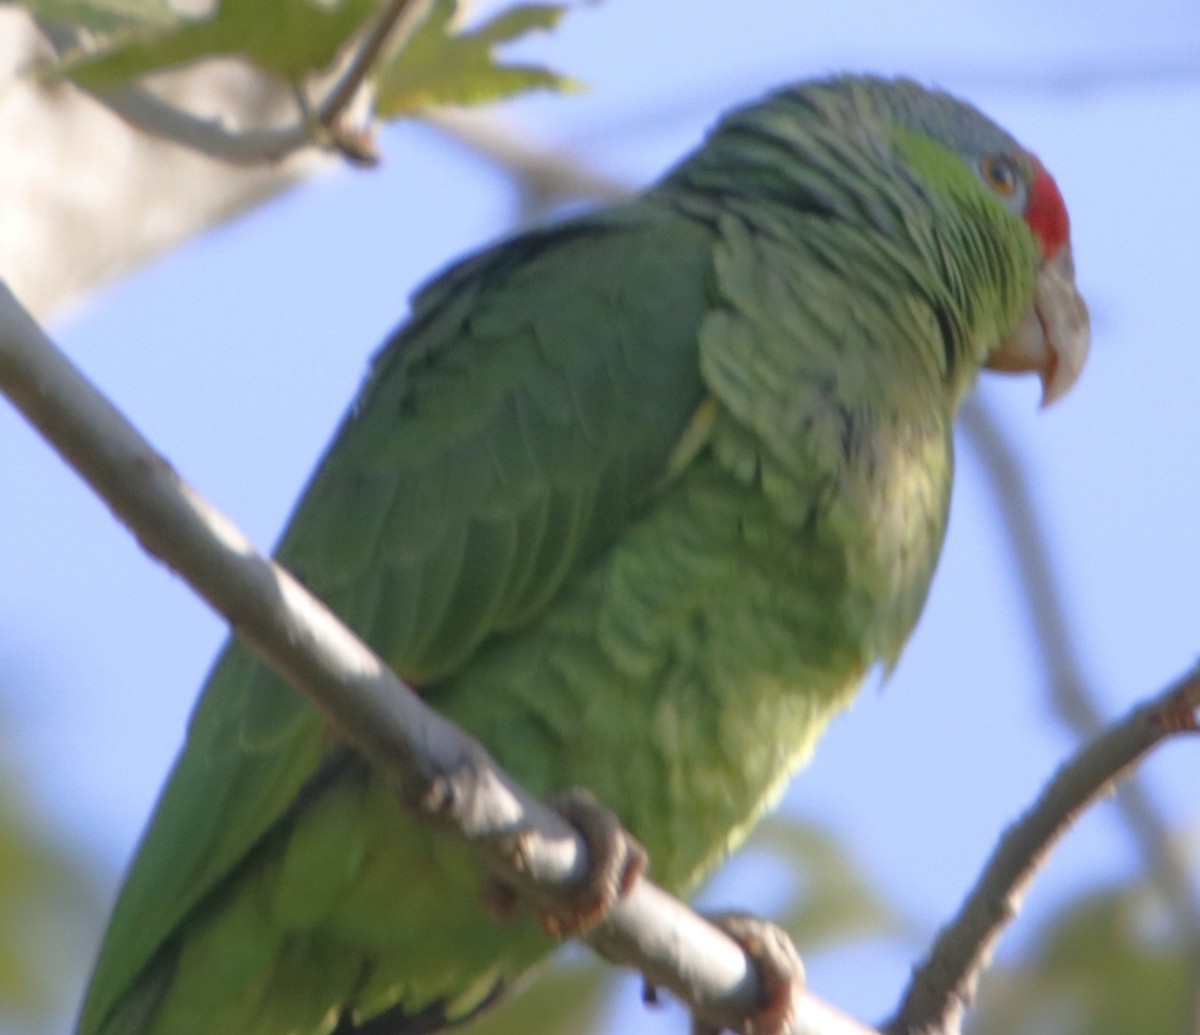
[
  {"xmin": 691, "ymin": 913, "xmax": 806, "ymax": 1035},
  {"xmin": 481, "ymin": 787, "xmax": 648, "ymax": 938},
  {"xmin": 537, "ymin": 787, "xmax": 649, "ymax": 938}
]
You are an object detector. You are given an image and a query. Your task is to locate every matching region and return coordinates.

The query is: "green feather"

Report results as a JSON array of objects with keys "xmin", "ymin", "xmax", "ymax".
[{"xmin": 79, "ymin": 75, "xmax": 1058, "ymax": 1035}]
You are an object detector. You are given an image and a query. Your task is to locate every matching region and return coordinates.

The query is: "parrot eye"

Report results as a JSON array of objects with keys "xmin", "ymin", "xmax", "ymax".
[{"xmin": 979, "ymin": 154, "xmax": 1020, "ymax": 197}]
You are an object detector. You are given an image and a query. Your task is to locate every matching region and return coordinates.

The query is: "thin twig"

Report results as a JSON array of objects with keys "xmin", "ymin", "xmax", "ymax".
[
  {"xmin": 425, "ymin": 108, "xmax": 636, "ymax": 214},
  {"xmin": 959, "ymin": 398, "xmax": 1098, "ymax": 730},
  {"xmin": 34, "ymin": 16, "xmax": 313, "ymax": 165},
  {"xmin": 962, "ymin": 395, "xmax": 1200, "ymax": 1028},
  {"xmin": 333, "ymin": 0, "xmax": 431, "ymax": 115},
  {"xmin": 294, "ymin": 0, "xmax": 433, "ymax": 165},
  {"xmin": 34, "ymin": 0, "xmax": 432, "ymax": 166},
  {"xmin": 886, "ymin": 665, "xmax": 1200, "ymax": 1035}
]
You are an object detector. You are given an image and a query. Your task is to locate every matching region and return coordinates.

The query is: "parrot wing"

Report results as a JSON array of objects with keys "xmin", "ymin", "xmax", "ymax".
[{"xmin": 79, "ymin": 201, "xmax": 719, "ymax": 1035}]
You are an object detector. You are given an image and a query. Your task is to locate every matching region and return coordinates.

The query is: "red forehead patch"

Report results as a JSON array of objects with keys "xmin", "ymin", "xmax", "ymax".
[{"xmin": 1024, "ymin": 155, "xmax": 1071, "ymax": 259}]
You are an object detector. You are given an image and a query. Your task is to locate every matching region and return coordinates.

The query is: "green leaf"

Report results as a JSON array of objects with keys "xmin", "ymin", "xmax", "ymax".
[
  {"xmin": 751, "ymin": 815, "xmax": 909, "ymax": 949},
  {"xmin": 376, "ymin": 0, "xmax": 578, "ymax": 117},
  {"xmin": 970, "ymin": 883, "xmax": 1193, "ymax": 1035},
  {"xmin": 11, "ymin": 0, "xmax": 175, "ymax": 33},
  {"xmin": 0, "ymin": 770, "xmax": 97, "ymax": 1022},
  {"xmin": 63, "ymin": 0, "xmax": 381, "ymax": 89},
  {"xmin": 464, "ymin": 954, "xmax": 613, "ymax": 1035}
]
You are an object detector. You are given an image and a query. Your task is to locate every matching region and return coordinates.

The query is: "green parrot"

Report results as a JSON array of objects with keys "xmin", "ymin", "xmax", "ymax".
[{"xmin": 77, "ymin": 74, "xmax": 1089, "ymax": 1035}]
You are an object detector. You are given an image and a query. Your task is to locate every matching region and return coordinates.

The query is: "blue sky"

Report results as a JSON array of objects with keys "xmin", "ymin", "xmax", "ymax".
[{"xmin": 4, "ymin": 1, "xmax": 1200, "ymax": 1032}]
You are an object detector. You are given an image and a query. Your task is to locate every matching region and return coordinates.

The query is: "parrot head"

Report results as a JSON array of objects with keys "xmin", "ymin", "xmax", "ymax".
[
  {"xmin": 678, "ymin": 75, "xmax": 1091, "ymax": 408},
  {"xmin": 973, "ymin": 148, "xmax": 1089, "ymax": 405}
]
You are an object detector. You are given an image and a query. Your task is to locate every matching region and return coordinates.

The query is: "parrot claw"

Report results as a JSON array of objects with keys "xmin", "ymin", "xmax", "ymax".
[
  {"xmin": 691, "ymin": 913, "xmax": 805, "ymax": 1035},
  {"xmin": 538, "ymin": 787, "xmax": 648, "ymax": 938},
  {"xmin": 479, "ymin": 787, "xmax": 647, "ymax": 937}
]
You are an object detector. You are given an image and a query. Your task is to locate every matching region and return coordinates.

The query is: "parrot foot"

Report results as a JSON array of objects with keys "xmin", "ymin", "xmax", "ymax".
[
  {"xmin": 690, "ymin": 913, "xmax": 805, "ymax": 1035},
  {"xmin": 537, "ymin": 787, "xmax": 648, "ymax": 938},
  {"xmin": 482, "ymin": 788, "xmax": 647, "ymax": 936}
]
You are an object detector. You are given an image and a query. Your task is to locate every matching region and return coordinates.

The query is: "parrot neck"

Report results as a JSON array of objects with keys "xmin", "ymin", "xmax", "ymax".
[{"xmin": 657, "ymin": 86, "xmax": 1038, "ymax": 413}]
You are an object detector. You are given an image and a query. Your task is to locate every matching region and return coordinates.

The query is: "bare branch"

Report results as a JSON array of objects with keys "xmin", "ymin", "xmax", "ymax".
[
  {"xmin": 32, "ymin": 19, "xmax": 305, "ymax": 165},
  {"xmin": 962, "ymin": 395, "xmax": 1200, "ymax": 1026},
  {"xmin": 313, "ymin": 0, "xmax": 430, "ymax": 163},
  {"xmin": 34, "ymin": 0, "xmax": 432, "ymax": 165},
  {"xmin": 425, "ymin": 108, "xmax": 636, "ymax": 214},
  {"xmin": 887, "ymin": 665, "xmax": 1200, "ymax": 1035},
  {"xmin": 0, "ymin": 11, "xmax": 323, "ymax": 320},
  {"xmin": 959, "ymin": 398, "xmax": 1099, "ymax": 731},
  {"xmin": 0, "ymin": 282, "xmax": 884, "ymax": 1035}
]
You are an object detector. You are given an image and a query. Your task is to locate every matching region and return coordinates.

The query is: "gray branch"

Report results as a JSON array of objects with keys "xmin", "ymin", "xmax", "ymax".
[
  {"xmin": 887, "ymin": 664, "xmax": 1200, "ymax": 1035},
  {"xmin": 34, "ymin": 0, "xmax": 432, "ymax": 166},
  {"xmin": 962, "ymin": 395, "xmax": 1200, "ymax": 1027}
]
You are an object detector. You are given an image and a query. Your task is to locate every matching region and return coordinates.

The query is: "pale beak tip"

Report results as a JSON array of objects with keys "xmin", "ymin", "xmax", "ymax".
[
  {"xmin": 1037, "ymin": 270, "xmax": 1091, "ymax": 409},
  {"xmin": 1039, "ymin": 341, "xmax": 1087, "ymax": 408}
]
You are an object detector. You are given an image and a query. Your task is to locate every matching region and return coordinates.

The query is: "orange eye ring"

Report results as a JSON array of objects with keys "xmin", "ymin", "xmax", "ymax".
[{"xmin": 980, "ymin": 153, "xmax": 1019, "ymax": 197}]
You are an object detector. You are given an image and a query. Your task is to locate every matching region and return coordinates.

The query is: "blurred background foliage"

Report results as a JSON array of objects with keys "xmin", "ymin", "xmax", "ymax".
[{"xmin": 0, "ymin": 705, "xmax": 100, "ymax": 1029}]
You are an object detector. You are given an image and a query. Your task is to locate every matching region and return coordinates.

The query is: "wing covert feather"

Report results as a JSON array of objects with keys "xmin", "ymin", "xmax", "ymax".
[{"xmin": 80, "ymin": 201, "xmax": 718, "ymax": 1035}]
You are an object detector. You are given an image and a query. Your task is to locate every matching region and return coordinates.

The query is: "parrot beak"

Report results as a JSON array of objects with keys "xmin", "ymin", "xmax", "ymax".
[{"xmin": 985, "ymin": 245, "xmax": 1090, "ymax": 406}]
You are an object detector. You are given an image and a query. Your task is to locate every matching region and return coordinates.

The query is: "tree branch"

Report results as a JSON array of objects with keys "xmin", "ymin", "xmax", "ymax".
[
  {"xmin": 424, "ymin": 108, "xmax": 636, "ymax": 214},
  {"xmin": 0, "ymin": 282, "xmax": 883, "ymax": 1034},
  {"xmin": 312, "ymin": 0, "xmax": 427, "ymax": 164},
  {"xmin": 886, "ymin": 665, "xmax": 1200, "ymax": 1035},
  {"xmin": 34, "ymin": 0, "xmax": 432, "ymax": 166},
  {"xmin": 962, "ymin": 395, "xmax": 1200, "ymax": 1027}
]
